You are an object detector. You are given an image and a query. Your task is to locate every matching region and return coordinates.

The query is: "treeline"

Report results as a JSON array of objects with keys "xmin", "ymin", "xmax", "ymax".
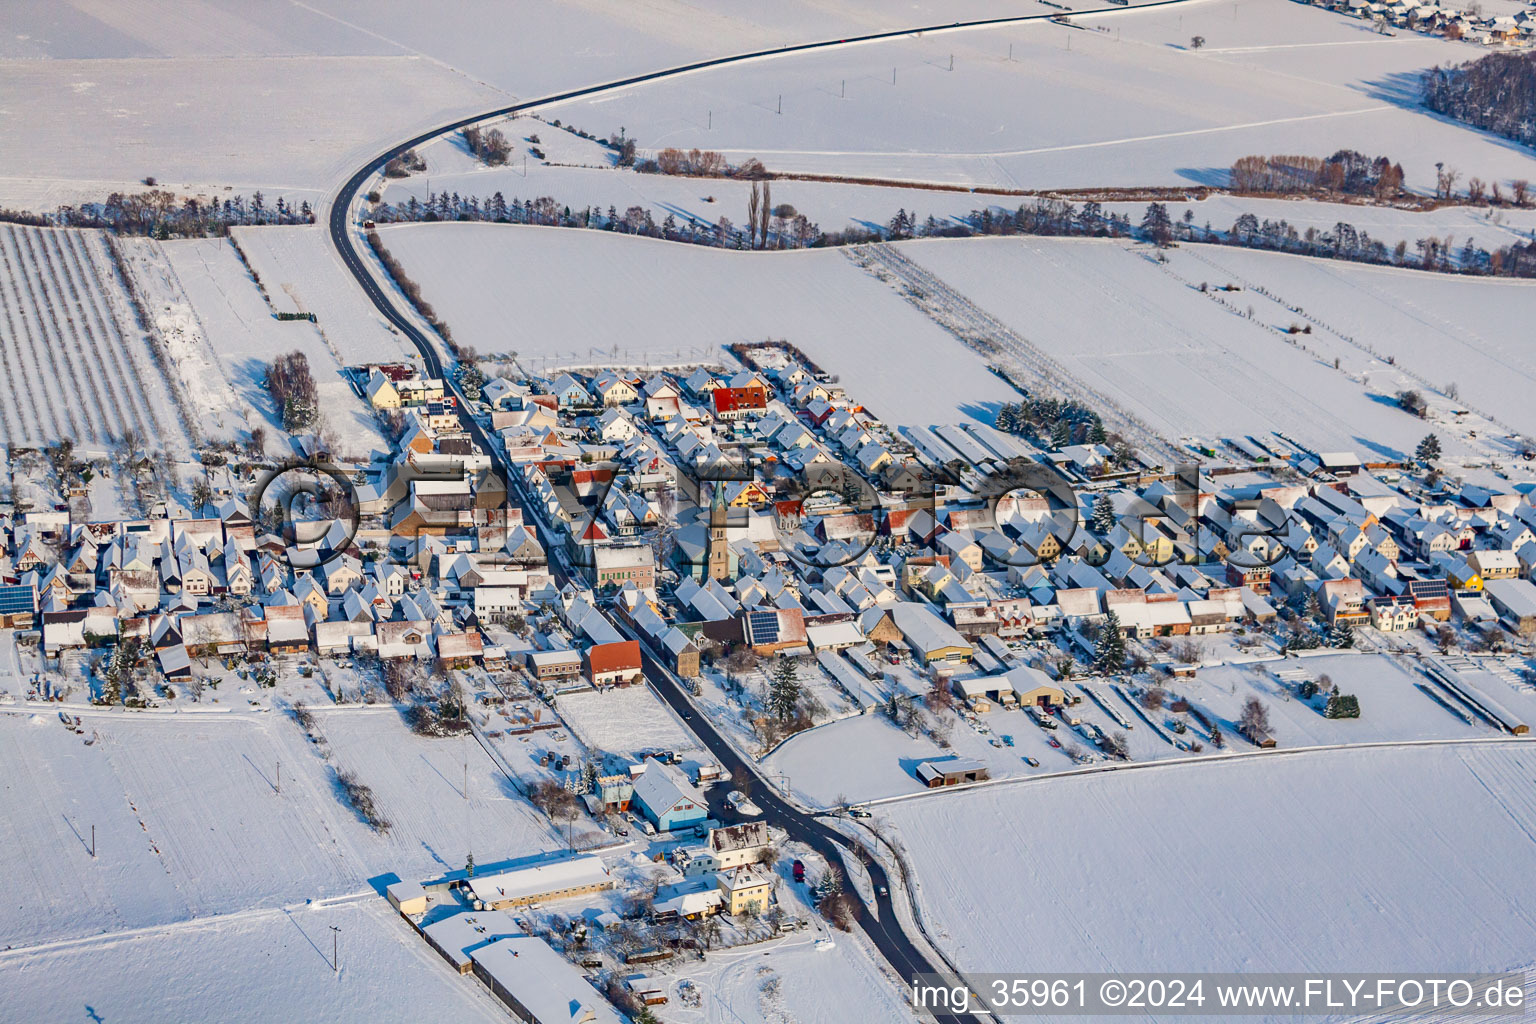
[
  {"xmin": 1423, "ymin": 52, "xmax": 1536, "ymax": 149},
  {"xmin": 1230, "ymin": 150, "xmax": 1405, "ymax": 198},
  {"xmin": 0, "ymin": 190, "xmax": 313, "ymax": 237}
]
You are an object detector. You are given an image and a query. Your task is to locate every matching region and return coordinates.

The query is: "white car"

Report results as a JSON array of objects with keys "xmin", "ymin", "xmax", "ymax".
[{"xmin": 726, "ymin": 790, "xmax": 762, "ymax": 816}]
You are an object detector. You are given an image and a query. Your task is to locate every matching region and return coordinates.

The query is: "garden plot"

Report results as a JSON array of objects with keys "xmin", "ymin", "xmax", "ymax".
[
  {"xmin": 229, "ymin": 227, "xmax": 414, "ymax": 367},
  {"xmin": 883, "ymin": 741, "xmax": 1536, "ymax": 980},
  {"xmin": 0, "ymin": 226, "xmax": 190, "ymax": 454},
  {"xmin": 1176, "ymin": 653, "xmax": 1497, "ymax": 749},
  {"xmin": 0, "ymin": 897, "xmax": 511, "ymax": 1024},
  {"xmin": 306, "ymin": 707, "xmax": 565, "ymax": 881},
  {"xmin": 378, "ymin": 223, "xmax": 1018, "ymax": 425},
  {"xmin": 158, "ymin": 237, "xmax": 388, "ymax": 460},
  {"xmin": 554, "ymin": 684, "xmax": 702, "ymax": 761}
]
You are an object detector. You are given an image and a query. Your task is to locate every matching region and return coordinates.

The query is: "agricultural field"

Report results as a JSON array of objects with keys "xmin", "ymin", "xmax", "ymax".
[
  {"xmin": 0, "ymin": 225, "xmax": 191, "ymax": 454},
  {"xmin": 894, "ymin": 234, "xmax": 1524, "ymax": 456},
  {"xmin": 154, "ymin": 237, "xmax": 389, "ymax": 461},
  {"xmin": 537, "ymin": 0, "xmax": 1535, "ymax": 192},
  {"xmin": 0, "ymin": 897, "xmax": 513, "ymax": 1024},
  {"xmin": 375, "ymin": 222, "xmax": 1019, "ymax": 425},
  {"xmin": 229, "ymin": 226, "xmax": 415, "ymax": 367},
  {"xmin": 307, "ymin": 707, "xmax": 566, "ymax": 882},
  {"xmin": 881, "ymin": 741, "xmax": 1536, "ymax": 980},
  {"xmin": 380, "ymin": 118, "xmax": 1536, "ymax": 257}
]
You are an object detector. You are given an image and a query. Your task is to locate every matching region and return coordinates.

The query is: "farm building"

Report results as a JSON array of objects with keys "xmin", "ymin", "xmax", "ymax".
[
  {"xmin": 1483, "ymin": 579, "xmax": 1536, "ymax": 635},
  {"xmin": 470, "ymin": 936, "xmax": 623, "ymax": 1024},
  {"xmin": 915, "ymin": 757, "xmax": 991, "ymax": 788},
  {"xmin": 464, "ymin": 855, "xmax": 614, "ymax": 910},
  {"xmin": 891, "ymin": 603, "xmax": 973, "ymax": 664}
]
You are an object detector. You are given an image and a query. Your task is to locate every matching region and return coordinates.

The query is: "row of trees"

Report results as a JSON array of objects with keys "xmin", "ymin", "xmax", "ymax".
[
  {"xmin": 1, "ymin": 190, "xmax": 313, "ymax": 237},
  {"xmin": 361, "ymin": 186, "xmax": 1536, "ymax": 281},
  {"xmin": 1229, "ymin": 150, "xmax": 1406, "ymax": 198}
]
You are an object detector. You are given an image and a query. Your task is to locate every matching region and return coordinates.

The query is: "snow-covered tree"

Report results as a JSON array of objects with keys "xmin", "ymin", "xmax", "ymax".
[
  {"xmin": 767, "ymin": 657, "xmax": 802, "ymax": 722},
  {"xmin": 1093, "ymin": 612, "xmax": 1126, "ymax": 675},
  {"xmin": 1091, "ymin": 495, "xmax": 1116, "ymax": 535}
]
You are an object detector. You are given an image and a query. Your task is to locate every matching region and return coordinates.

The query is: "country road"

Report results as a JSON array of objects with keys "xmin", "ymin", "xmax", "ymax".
[{"xmin": 323, "ymin": 4, "xmax": 1199, "ymax": 1020}]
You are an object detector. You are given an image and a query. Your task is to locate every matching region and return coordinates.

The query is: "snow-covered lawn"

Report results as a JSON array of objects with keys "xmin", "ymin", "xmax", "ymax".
[
  {"xmin": 377, "ymin": 222, "xmax": 1017, "ymax": 425},
  {"xmin": 883, "ymin": 741, "xmax": 1536, "ymax": 981}
]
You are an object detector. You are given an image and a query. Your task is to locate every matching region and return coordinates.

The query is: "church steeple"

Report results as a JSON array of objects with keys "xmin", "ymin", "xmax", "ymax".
[{"xmin": 706, "ymin": 483, "xmax": 730, "ymax": 581}]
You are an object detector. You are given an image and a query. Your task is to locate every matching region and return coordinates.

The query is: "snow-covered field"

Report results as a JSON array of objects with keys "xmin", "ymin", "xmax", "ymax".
[
  {"xmin": 378, "ymin": 222, "xmax": 1019, "ymax": 424},
  {"xmin": 0, "ymin": 55, "xmax": 500, "ymax": 211},
  {"xmin": 0, "ymin": 226, "xmax": 190, "ymax": 453},
  {"xmin": 229, "ymin": 227, "xmax": 414, "ymax": 367},
  {"xmin": 883, "ymin": 741, "xmax": 1536, "ymax": 981},
  {"xmin": 382, "ymin": 121, "xmax": 1536, "ymax": 256},
  {"xmin": 0, "ymin": 897, "xmax": 512, "ymax": 1024},
  {"xmin": 895, "ymin": 234, "xmax": 1529, "ymax": 454},
  {"xmin": 155, "ymin": 237, "xmax": 388, "ymax": 460},
  {"xmin": 1159, "ymin": 244, "xmax": 1536, "ymax": 438},
  {"xmin": 0, "ymin": 710, "xmax": 362, "ymax": 947},
  {"xmin": 306, "ymin": 707, "xmax": 564, "ymax": 880},
  {"xmin": 538, "ymin": 0, "xmax": 1535, "ymax": 193}
]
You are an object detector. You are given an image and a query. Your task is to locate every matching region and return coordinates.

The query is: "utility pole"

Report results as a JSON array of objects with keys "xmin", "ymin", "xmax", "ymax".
[
  {"xmin": 463, "ymin": 762, "xmax": 468, "ymax": 801},
  {"xmin": 777, "ymin": 94, "xmax": 782, "ymax": 114},
  {"xmin": 707, "ymin": 110, "xmax": 712, "ymax": 129},
  {"xmin": 330, "ymin": 925, "xmax": 341, "ymax": 973},
  {"xmin": 892, "ymin": 66, "xmax": 896, "ymax": 85},
  {"xmin": 91, "ymin": 824, "xmax": 96, "ymax": 859},
  {"xmin": 840, "ymin": 79, "xmax": 845, "ymax": 98},
  {"xmin": 276, "ymin": 761, "xmax": 281, "ymax": 795}
]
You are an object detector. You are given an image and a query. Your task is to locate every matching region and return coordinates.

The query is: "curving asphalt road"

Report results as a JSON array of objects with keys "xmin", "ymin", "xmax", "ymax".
[{"xmin": 325, "ymin": 4, "xmax": 1197, "ymax": 1018}]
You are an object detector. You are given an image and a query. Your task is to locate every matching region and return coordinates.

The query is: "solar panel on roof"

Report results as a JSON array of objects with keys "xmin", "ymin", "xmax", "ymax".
[
  {"xmin": 747, "ymin": 610, "xmax": 779, "ymax": 645},
  {"xmin": 0, "ymin": 586, "xmax": 35, "ymax": 614}
]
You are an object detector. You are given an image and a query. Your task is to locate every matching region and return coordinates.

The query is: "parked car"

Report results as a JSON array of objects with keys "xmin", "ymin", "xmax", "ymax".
[
  {"xmin": 726, "ymin": 790, "xmax": 762, "ymax": 816},
  {"xmin": 792, "ymin": 860, "xmax": 806, "ymax": 883},
  {"xmin": 849, "ymin": 807, "xmax": 871, "ymax": 819},
  {"xmin": 1023, "ymin": 756, "xmax": 1040, "ymax": 768}
]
